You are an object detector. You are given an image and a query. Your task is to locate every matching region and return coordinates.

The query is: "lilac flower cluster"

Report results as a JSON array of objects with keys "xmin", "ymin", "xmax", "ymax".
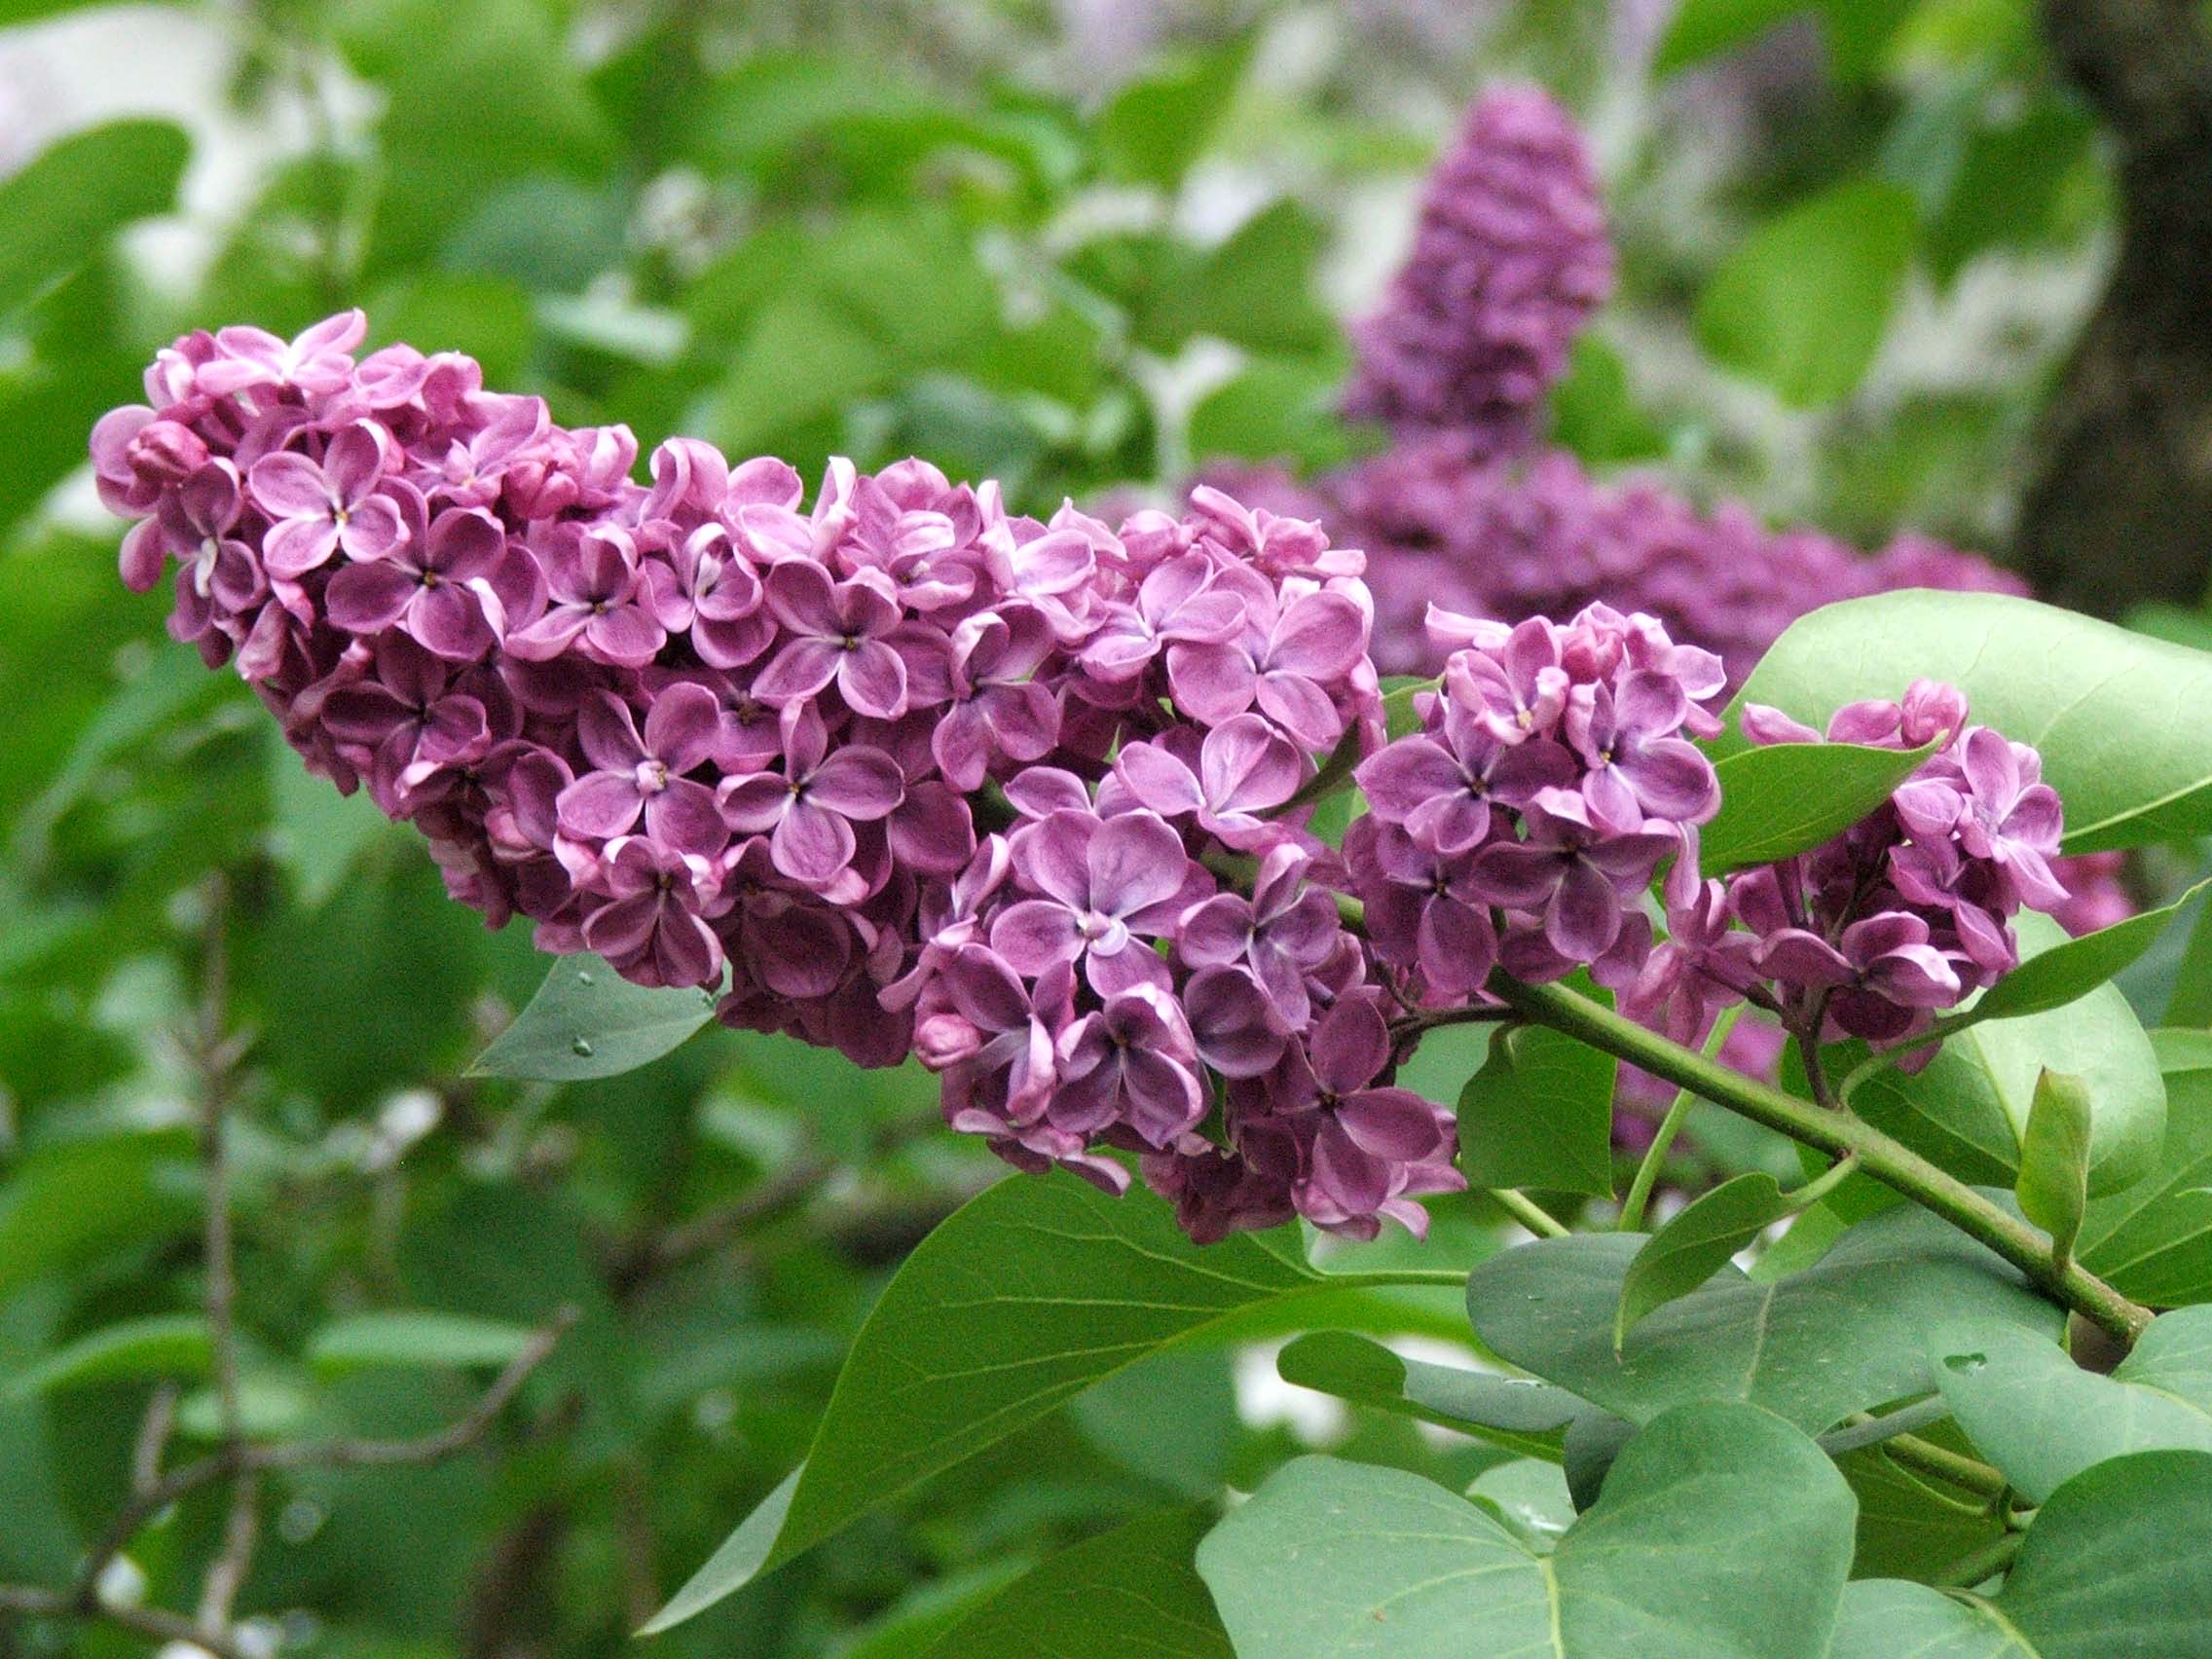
[
  {"xmin": 1218, "ymin": 444, "xmax": 2032, "ymax": 690},
  {"xmin": 90, "ymin": 311, "xmax": 1486, "ymax": 1242},
  {"xmin": 1346, "ymin": 603, "xmax": 1723, "ymax": 1000},
  {"xmin": 1343, "ymin": 85, "xmax": 1614, "ymax": 453},
  {"xmin": 1628, "ymin": 682, "xmax": 2069, "ymax": 1055}
]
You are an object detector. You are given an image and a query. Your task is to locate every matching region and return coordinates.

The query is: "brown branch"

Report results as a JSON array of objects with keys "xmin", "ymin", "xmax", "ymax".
[
  {"xmin": 608, "ymin": 1112, "xmax": 941, "ymax": 1298},
  {"xmin": 129, "ymin": 1385, "xmax": 178, "ymax": 1498},
  {"xmin": 72, "ymin": 1308, "xmax": 577, "ymax": 1609},
  {"xmin": 193, "ymin": 874, "xmax": 259, "ymax": 1635},
  {"xmin": 2018, "ymin": 0, "xmax": 2212, "ymax": 613},
  {"xmin": 0, "ymin": 1586, "xmax": 253, "ymax": 1659}
]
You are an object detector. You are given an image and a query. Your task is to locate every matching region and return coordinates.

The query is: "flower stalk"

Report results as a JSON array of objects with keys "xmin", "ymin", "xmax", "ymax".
[{"xmin": 1489, "ymin": 974, "xmax": 2155, "ymax": 1345}]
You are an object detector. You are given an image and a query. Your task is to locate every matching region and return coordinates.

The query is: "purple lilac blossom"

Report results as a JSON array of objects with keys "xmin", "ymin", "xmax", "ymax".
[
  {"xmin": 91, "ymin": 311, "xmax": 2089, "ymax": 1247},
  {"xmin": 1344, "ymin": 85, "xmax": 1614, "ymax": 453},
  {"xmin": 91, "ymin": 311, "xmax": 1460, "ymax": 1244},
  {"xmin": 1624, "ymin": 681, "xmax": 2072, "ymax": 1057}
]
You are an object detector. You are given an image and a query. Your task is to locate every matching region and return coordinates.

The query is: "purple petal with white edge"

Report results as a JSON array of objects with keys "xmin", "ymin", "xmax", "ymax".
[
  {"xmin": 1754, "ymin": 929, "xmax": 1857, "ymax": 989},
  {"xmin": 1336, "ymin": 1087, "xmax": 1445, "ymax": 1160},
  {"xmin": 990, "ymin": 901, "xmax": 1085, "ymax": 975},
  {"xmin": 1309, "ymin": 991, "xmax": 1391, "ymax": 1096},
  {"xmin": 1088, "ymin": 812, "xmax": 1191, "ymax": 918},
  {"xmin": 806, "ymin": 747, "xmax": 905, "ymax": 820},
  {"xmin": 771, "ymin": 797, "xmax": 858, "ymax": 885},
  {"xmin": 1356, "ymin": 737, "xmax": 1464, "ymax": 822},
  {"xmin": 1546, "ymin": 860, "xmax": 1622, "ymax": 962},
  {"xmin": 1114, "ymin": 743, "xmax": 1205, "ymax": 818}
]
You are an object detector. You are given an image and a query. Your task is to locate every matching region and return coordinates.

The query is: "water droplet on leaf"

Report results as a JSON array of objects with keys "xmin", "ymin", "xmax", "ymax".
[
  {"xmin": 575, "ymin": 970, "xmax": 595, "ymax": 986},
  {"xmin": 571, "ymin": 1037, "xmax": 595, "ymax": 1058}
]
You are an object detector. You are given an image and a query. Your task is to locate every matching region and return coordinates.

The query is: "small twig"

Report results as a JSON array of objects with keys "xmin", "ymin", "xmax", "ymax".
[
  {"xmin": 1933, "ymin": 1528, "xmax": 2025, "ymax": 1588},
  {"xmin": 613, "ymin": 1114, "xmax": 940, "ymax": 1297},
  {"xmin": 129, "ymin": 1384, "xmax": 178, "ymax": 1497},
  {"xmin": 73, "ymin": 1309, "xmax": 577, "ymax": 1607},
  {"xmin": 1490, "ymin": 1188, "xmax": 1569, "ymax": 1238},
  {"xmin": 1386, "ymin": 1004, "xmax": 1515, "ymax": 1045},
  {"xmin": 1880, "ymin": 1432, "xmax": 2009, "ymax": 1502},
  {"xmin": 192, "ymin": 873, "xmax": 258, "ymax": 1638},
  {"xmin": 0, "ymin": 1585, "xmax": 253, "ymax": 1659},
  {"xmin": 1818, "ymin": 1396, "xmax": 1952, "ymax": 1457},
  {"xmin": 1618, "ymin": 1005, "xmax": 1745, "ymax": 1233}
]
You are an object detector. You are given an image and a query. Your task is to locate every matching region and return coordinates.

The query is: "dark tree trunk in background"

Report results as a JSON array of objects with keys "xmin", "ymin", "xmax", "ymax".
[{"xmin": 2018, "ymin": 0, "xmax": 2212, "ymax": 617}]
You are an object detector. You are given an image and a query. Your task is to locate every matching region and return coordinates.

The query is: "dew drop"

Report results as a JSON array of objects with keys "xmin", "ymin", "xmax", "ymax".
[
  {"xmin": 571, "ymin": 1037, "xmax": 596, "ymax": 1058},
  {"xmin": 576, "ymin": 970, "xmax": 595, "ymax": 986},
  {"xmin": 1942, "ymin": 1352, "xmax": 1986, "ymax": 1374}
]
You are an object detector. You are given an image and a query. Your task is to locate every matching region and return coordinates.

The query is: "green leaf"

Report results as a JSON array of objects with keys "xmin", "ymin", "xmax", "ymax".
[
  {"xmin": 468, "ymin": 954, "xmax": 717, "ymax": 1082},
  {"xmin": 0, "ymin": 121, "xmax": 190, "ymax": 315},
  {"xmin": 1699, "ymin": 742, "xmax": 1934, "ymax": 875},
  {"xmin": 1458, "ymin": 1000, "xmax": 1617, "ymax": 1198},
  {"xmin": 1652, "ymin": 0, "xmax": 1805, "ymax": 76},
  {"xmin": 2164, "ymin": 887, "xmax": 2212, "ymax": 1027},
  {"xmin": 264, "ymin": 728, "xmax": 390, "ymax": 910},
  {"xmin": 1614, "ymin": 1172, "xmax": 1793, "ymax": 1347},
  {"xmin": 1695, "ymin": 180, "xmax": 1916, "ymax": 408},
  {"xmin": 1836, "ymin": 1432, "xmax": 2008, "ymax": 1581},
  {"xmin": 1275, "ymin": 1330, "xmax": 1589, "ymax": 1460},
  {"xmin": 916, "ymin": 1507, "xmax": 1230, "ymax": 1659},
  {"xmin": 10, "ymin": 1314, "xmax": 210, "ymax": 1398},
  {"xmin": 1143, "ymin": 202, "xmax": 1334, "ymax": 355},
  {"xmin": 0, "ymin": 1133, "xmax": 198, "ymax": 1305},
  {"xmin": 1094, "ymin": 44, "xmax": 1250, "ymax": 188},
  {"xmin": 1187, "ymin": 357, "xmax": 1359, "ymax": 474},
  {"xmin": 1198, "ymin": 1402, "xmax": 1856, "ymax": 1659},
  {"xmin": 2078, "ymin": 1032, "xmax": 2212, "ymax": 1304},
  {"xmin": 1925, "ymin": 95, "xmax": 2100, "ymax": 286},
  {"xmin": 307, "ymin": 1310, "xmax": 536, "ymax": 1378},
  {"xmin": 1548, "ymin": 334, "xmax": 1667, "ymax": 465},
  {"xmin": 1951, "ymin": 881, "xmax": 2210, "ymax": 1030},
  {"xmin": 1381, "ymin": 676, "xmax": 1436, "ymax": 742},
  {"xmin": 1465, "ymin": 1203, "xmax": 2062, "ymax": 1434},
  {"xmin": 1852, "ymin": 911, "xmax": 2165, "ymax": 1197},
  {"xmin": 2015, "ymin": 1069, "xmax": 2091, "ymax": 1261},
  {"xmin": 176, "ymin": 1374, "xmax": 313, "ymax": 1442},
  {"xmin": 1729, "ymin": 589, "xmax": 2212, "ymax": 853},
  {"xmin": 646, "ymin": 1173, "xmax": 1320, "ymax": 1632},
  {"xmin": 1932, "ymin": 1310, "xmax": 2212, "ymax": 1503},
  {"xmin": 1830, "ymin": 1451, "xmax": 2212, "ymax": 1655}
]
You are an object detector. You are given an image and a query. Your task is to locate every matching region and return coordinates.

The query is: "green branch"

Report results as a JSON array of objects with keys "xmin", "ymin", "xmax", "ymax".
[{"xmin": 1487, "ymin": 975, "xmax": 2156, "ymax": 1346}]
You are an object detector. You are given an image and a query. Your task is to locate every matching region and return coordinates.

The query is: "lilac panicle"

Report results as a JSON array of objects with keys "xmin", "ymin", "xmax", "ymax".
[
  {"xmin": 92, "ymin": 310, "xmax": 1447, "ymax": 1244},
  {"xmin": 91, "ymin": 308, "xmax": 2087, "ymax": 1248},
  {"xmin": 1344, "ymin": 85, "xmax": 1614, "ymax": 453}
]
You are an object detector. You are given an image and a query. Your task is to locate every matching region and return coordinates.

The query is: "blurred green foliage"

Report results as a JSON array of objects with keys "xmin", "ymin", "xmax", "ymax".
[{"xmin": 0, "ymin": 0, "xmax": 2183, "ymax": 1653}]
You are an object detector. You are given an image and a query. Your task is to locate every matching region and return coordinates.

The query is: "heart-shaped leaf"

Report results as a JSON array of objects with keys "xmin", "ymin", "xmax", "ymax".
[
  {"xmin": 1931, "ymin": 1309, "xmax": 2212, "ymax": 1503},
  {"xmin": 469, "ymin": 954, "xmax": 719, "ymax": 1082},
  {"xmin": 1829, "ymin": 1451, "xmax": 2212, "ymax": 1656},
  {"xmin": 2078, "ymin": 1031, "xmax": 2212, "ymax": 1303},
  {"xmin": 917, "ymin": 1506, "xmax": 1230, "ymax": 1659},
  {"xmin": 1695, "ymin": 180, "xmax": 1916, "ymax": 408},
  {"xmin": 1198, "ymin": 1402, "xmax": 1856, "ymax": 1658},
  {"xmin": 647, "ymin": 1173, "xmax": 1321, "ymax": 1632},
  {"xmin": 1457, "ymin": 1007, "xmax": 1616, "ymax": 1198},
  {"xmin": 1698, "ymin": 742, "xmax": 1933, "ymax": 875},
  {"xmin": 1465, "ymin": 1204, "xmax": 2061, "ymax": 1435},
  {"xmin": 1850, "ymin": 912, "xmax": 2164, "ymax": 1198},
  {"xmin": 1729, "ymin": 589, "xmax": 2212, "ymax": 853},
  {"xmin": 1275, "ymin": 1330, "xmax": 1590, "ymax": 1460}
]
